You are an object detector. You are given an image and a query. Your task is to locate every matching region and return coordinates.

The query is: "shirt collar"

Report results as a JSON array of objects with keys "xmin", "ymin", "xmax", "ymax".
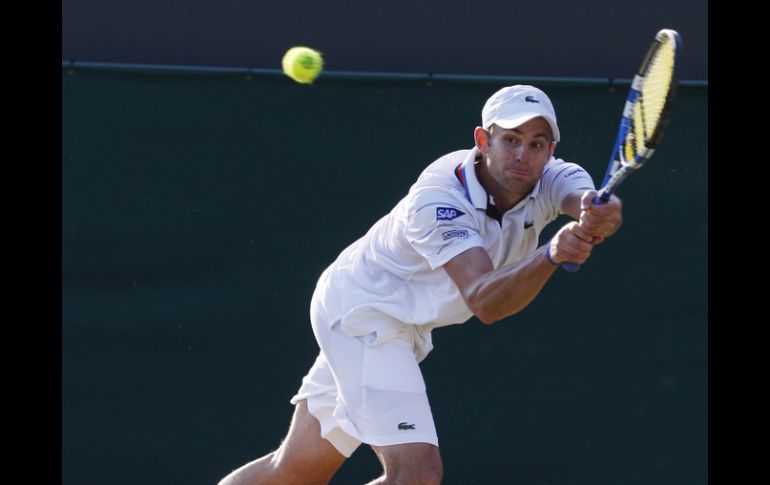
[
  {"xmin": 457, "ymin": 147, "xmax": 550, "ymax": 210},
  {"xmin": 457, "ymin": 147, "xmax": 488, "ymax": 210}
]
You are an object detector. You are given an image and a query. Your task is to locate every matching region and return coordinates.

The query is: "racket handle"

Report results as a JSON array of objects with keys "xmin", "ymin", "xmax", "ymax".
[
  {"xmin": 561, "ymin": 261, "xmax": 581, "ymax": 272},
  {"xmin": 560, "ymin": 192, "xmax": 610, "ymax": 272}
]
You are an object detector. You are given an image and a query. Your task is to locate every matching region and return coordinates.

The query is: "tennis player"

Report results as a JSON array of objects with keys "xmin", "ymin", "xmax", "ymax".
[{"xmin": 218, "ymin": 85, "xmax": 623, "ymax": 485}]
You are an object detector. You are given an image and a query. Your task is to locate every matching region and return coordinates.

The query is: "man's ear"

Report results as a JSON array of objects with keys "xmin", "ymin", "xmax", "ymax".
[{"xmin": 474, "ymin": 126, "xmax": 489, "ymax": 155}]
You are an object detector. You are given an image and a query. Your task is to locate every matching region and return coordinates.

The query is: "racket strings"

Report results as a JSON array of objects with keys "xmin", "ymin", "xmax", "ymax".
[{"xmin": 635, "ymin": 38, "xmax": 676, "ymax": 151}]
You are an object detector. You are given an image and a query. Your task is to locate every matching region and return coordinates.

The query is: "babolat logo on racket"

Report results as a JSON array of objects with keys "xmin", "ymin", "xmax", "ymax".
[
  {"xmin": 442, "ymin": 229, "xmax": 469, "ymax": 241},
  {"xmin": 436, "ymin": 207, "xmax": 465, "ymax": 220}
]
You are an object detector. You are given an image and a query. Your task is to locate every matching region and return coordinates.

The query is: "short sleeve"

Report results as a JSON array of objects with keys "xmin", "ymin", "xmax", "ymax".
[
  {"xmin": 404, "ymin": 187, "xmax": 485, "ymax": 270},
  {"xmin": 540, "ymin": 158, "xmax": 596, "ymax": 216}
]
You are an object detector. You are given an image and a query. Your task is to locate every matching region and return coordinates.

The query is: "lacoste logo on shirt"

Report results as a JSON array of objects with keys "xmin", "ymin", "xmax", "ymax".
[
  {"xmin": 398, "ymin": 422, "xmax": 416, "ymax": 430},
  {"xmin": 442, "ymin": 229, "xmax": 469, "ymax": 241},
  {"xmin": 524, "ymin": 221, "xmax": 534, "ymax": 229}
]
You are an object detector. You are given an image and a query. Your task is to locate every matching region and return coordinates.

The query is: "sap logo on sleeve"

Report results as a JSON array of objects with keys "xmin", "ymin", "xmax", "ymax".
[
  {"xmin": 436, "ymin": 207, "xmax": 466, "ymax": 221},
  {"xmin": 442, "ymin": 230, "xmax": 469, "ymax": 241}
]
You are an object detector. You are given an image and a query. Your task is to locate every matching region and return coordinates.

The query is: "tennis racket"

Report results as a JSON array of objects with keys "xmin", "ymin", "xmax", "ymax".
[{"xmin": 562, "ymin": 28, "xmax": 682, "ymax": 272}]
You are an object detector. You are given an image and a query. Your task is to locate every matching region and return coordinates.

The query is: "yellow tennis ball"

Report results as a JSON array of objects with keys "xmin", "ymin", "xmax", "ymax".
[{"xmin": 281, "ymin": 46, "xmax": 323, "ymax": 84}]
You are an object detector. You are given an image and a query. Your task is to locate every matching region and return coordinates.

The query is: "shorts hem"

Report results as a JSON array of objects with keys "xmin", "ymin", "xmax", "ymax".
[
  {"xmin": 364, "ymin": 433, "xmax": 439, "ymax": 448},
  {"xmin": 325, "ymin": 426, "xmax": 361, "ymax": 458}
]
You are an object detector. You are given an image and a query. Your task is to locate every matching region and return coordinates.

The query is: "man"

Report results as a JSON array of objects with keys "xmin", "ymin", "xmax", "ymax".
[{"xmin": 219, "ymin": 85, "xmax": 623, "ymax": 484}]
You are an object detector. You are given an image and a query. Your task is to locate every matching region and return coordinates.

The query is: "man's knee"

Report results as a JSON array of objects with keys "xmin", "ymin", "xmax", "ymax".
[
  {"xmin": 218, "ymin": 450, "xmax": 336, "ymax": 485},
  {"xmin": 217, "ymin": 452, "xmax": 279, "ymax": 485}
]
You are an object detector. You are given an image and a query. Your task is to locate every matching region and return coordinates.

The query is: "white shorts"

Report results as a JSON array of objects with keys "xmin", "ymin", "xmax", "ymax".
[{"xmin": 290, "ymin": 296, "xmax": 439, "ymax": 457}]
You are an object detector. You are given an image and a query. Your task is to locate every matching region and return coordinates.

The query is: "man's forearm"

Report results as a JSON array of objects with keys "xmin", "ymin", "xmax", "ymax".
[{"xmin": 464, "ymin": 246, "xmax": 557, "ymax": 324}]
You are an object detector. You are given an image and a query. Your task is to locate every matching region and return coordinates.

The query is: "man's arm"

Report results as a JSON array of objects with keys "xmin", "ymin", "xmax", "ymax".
[
  {"xmin": 443, "ymin": 222, "xmax": 593, "ymax": 325},
  {"xmin": 562, "ymin": 189, "xmax": 623, "ymax": 243}
]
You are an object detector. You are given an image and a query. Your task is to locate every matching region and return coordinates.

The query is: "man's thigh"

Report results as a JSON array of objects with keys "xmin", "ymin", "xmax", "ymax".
[
  {"xmin": 272, "ymin": 399, "xmax": 347, "ymax": 483},
  {"xmin": 219, "ymin": 400, "xmax": 346, "ymax": 485},
  {"xmin": 371, "ymin": 442, "xmax": 443, "ymax": 483}
]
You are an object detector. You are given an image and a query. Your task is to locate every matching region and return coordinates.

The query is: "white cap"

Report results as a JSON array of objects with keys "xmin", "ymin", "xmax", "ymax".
[{"xmin": 481, "ymin": 85, "xmax": 560, "ymax": 142}]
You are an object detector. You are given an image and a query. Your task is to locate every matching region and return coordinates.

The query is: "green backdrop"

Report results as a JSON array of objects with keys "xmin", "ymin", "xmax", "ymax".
[{"xmin": 62, "ymin": 67, "xmax": 707, "ymax": 484}]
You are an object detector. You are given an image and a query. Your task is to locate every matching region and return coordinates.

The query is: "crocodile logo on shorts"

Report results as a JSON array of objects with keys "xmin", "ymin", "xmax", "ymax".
[{"xmin": 398, "ymin": 422, "xmax": 416, "ymax": 430}]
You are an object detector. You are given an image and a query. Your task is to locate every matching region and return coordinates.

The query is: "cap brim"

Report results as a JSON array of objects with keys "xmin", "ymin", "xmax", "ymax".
[{"xmin": 487, "ymin": 113, "xmax": 560, "ymax": 142}]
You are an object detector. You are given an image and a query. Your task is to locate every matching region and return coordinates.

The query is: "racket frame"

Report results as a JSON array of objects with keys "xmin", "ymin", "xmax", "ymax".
[{"xmin": 560, "ymin": 28, "xmax": 681, "ymax": 271}]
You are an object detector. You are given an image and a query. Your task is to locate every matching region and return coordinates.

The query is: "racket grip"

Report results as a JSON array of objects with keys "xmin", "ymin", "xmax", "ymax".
[{"xmin": 560, "ymin": 192, "xmax": 609, "ymax": 272}]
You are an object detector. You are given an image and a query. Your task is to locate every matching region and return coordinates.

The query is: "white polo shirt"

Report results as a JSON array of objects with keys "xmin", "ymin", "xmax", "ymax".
[{"xmin": 313, "ymin": 147, "xmax": 594, "ymax": 359}]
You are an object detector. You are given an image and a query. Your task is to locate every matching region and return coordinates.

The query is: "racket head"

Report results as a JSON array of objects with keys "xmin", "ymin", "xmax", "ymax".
[
  {"xmin": 600, "ymin": 28, "xmax": 682, "ymax": 194},
  {"xmin": 562, "ymin": 29, "xmax": 682, "ymax": 274},
  {"xmin": 625, "ymin": 28, "xmax": 682, "ymax": 163}
]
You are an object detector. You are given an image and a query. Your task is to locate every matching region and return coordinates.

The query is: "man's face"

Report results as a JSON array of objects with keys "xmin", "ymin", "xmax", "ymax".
[{"xmin": 480, "ymin": 117, "xmax": 556, "ymax": 201}]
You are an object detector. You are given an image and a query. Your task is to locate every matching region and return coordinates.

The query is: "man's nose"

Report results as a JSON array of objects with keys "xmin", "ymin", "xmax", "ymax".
[{"xmin": 512, "ymin": 145, "xmax": 526, "ymax": 162}]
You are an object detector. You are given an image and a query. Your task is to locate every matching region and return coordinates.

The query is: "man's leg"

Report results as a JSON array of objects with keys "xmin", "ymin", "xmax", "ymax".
[
  {"xmin": 366, "ymin": 442, "xmax": 443, "ymax": 485},
  {"xmin": 218, "ymin": 399, "xmax": 346, "ymax": 485}
]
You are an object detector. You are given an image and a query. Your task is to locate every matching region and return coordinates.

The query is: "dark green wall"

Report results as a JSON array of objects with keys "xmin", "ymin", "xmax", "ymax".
[
  {"xmin": 62, "ymin": 68, "xmax": 707, "ymax": 484},
  {"xmin": 62, "ymin": 0, "xmax": 708, "ymax": 81}
]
